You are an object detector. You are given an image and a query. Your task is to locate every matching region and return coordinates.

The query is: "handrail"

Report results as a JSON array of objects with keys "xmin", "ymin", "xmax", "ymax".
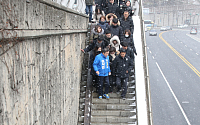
[{"xmin": 138, "ymin": 0, "xmax": 153, "ymax": 124}]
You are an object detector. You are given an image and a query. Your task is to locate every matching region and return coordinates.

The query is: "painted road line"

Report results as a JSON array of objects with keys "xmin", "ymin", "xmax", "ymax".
[
  {"xmin": 159, "ymin": 32, "xmax": 200, "ymax": 77},
  {"xmin": 156, "ymin": 62, "xmax": 191, "ymax": 125},
  {"xmin": 186, "ymin": 34, "xmax": 200, "ymax": 42}
]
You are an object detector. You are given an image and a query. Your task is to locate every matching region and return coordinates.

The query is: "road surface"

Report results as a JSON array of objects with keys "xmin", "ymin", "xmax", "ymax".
[{"xmin": 146, "ymin": 29, "xmax": 200, "ymax": 125}]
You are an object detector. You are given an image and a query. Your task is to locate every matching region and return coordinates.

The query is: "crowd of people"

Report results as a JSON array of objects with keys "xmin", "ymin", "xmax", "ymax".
[{"xmin": 82, "ymin": 0, "xmax": 137, "ymax": 100}]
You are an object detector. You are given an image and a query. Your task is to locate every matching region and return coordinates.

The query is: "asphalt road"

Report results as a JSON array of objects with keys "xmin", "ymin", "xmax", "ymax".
[{"xmin": 146, "ymin": 29, "xmax": 200, "ymax": 125}]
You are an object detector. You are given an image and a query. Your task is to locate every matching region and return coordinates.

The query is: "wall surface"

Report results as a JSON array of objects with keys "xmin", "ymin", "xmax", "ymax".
[{"xmin": 0, "ymin": 0, "xmax": 88, "ymax": 124}]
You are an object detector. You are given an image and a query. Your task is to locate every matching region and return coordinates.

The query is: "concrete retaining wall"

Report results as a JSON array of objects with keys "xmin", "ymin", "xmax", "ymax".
[{"xmin": 0, "ymin": 0, "xmax": 88, "ymax": 124}]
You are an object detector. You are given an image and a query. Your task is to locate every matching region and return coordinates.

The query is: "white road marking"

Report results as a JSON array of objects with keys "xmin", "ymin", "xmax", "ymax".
[
  {"xmin": 149, "ymin": 51, "xmax": 152, "ymax": 54},
  {"xmin": 196, "ymin": 53, "xmax": 199, "ymax": 55},
  {"xmin": 152, "ymin": 56, "xmax": 154, "ymax": 59},
  {"xmin": 156, "ymin": 62, "xmax": 191, "ymax": 125},
  {"xmin": 186, "ymin": 34, "xmax": 200, "ymax": 42},
  {"xmin": 147, "ymin": 47, "xmax": 149, "ymax": 49},
  {"xmin": 182, "ymin": 101, "xmax": 189, "ymax": 104},
  {"xmin": 185, "ymin": 45, "xmax": 187, "ymax": 47},
  {"xmin": 190, "ymin": 49, "xmax": 193, "ymax": 51}
]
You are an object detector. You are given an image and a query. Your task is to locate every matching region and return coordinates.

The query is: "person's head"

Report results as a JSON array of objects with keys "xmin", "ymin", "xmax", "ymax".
[
  {"xmin": 97, "ymin": 35, "xmax": 104, "ymax": 43},
  {"xmin": 109, "ymin": 0, "xmax": 114, "ymax": 4},
  {"xmin": 95, "ymin": 25, "xmax": 102, "ymax": 33},
  {"xmin": 120, "ymin": 48, "xmax": 126, "ymax": 58},
  {"xmin": 102, "ymin": 48, "xmax": 109, "ymax": 57},
  {"xmin": 112, "ymin": 18, "xmax": 118, "ymax": 26},
  {"xmin": 124, "ymin": 29, "xmax": 131, "ymax": 37},
  {"xmin": 113, "ymin": 40, "xmax": 118, "ymax": 45},
  {"xmin": 124, "ymin": 11, "xmax": 129, "ymax": 19},
  {"xmin": 121, "ymin": 42, "xmax": 128, "ymax": 50},
  {"xmin": 105, "ymin": 29, "xmax": 112, "ymax": 37},
  {"xmin": 109, "ymin": 47, "xmax": 116, "ymax": 55},
  {"xmin": 100, "ymin": 16, "xmax": 106, "ymax": 22},
  {"xmin": 126, "ymin": 0, "xmax": 131, "ymax": 6},
  {"xmin": 105, "ymin": 30, "xmax": 112, "ymax": 38}
]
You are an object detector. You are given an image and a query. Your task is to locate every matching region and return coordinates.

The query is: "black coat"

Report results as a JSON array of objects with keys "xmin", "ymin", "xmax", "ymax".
[
  {"xmin": 83, "ymin": 39, "xmax": 107, "ymax": 53},
  {"xmin": 121, "ymin": 35, "xmax": 133, "ymax": 47},
  {"xmin": 121, "ymin": 5, "xmax": 133, "ymax": 17},
  {"xmin": 121, "ymin": 36, "xmax": 136, "ymax": 54},
  {"xmin": 107, "ymin": 25, "xmax": 123, "ymax": 41},
  {"xmin": 112, "ymin": 54, "xmax": 133, "ymax": 78},
  {"xmin": 104, "ymin": 2, "xmax": 120, "ymax": 17},
  {"xmin": 103, "ymin": 35, "xmax": 111, "ymax": 47},
  {"xmin": 124, "ymin": 47, "xmax": 135, "ymax": 61},
  {"xmin": 119, "ymin": 16, "xmax": 134, "ymax": 34}
]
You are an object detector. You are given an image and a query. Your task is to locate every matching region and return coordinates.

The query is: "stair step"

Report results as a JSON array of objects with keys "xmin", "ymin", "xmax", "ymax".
[
  {"xmin": 92, "ymin": 98, "xmax": 135, "ymax": 104},
  {"xmin": 77, "ymin": 122, "xmax": 84, "ymax": 125},
  {"xmin": 92, "ymin": 103, "xmax": 136, "ymax": 110},
  {"xmin": 92, "ymin": 93, "xmax": 135, "ymax": 98},
  {"xmin": 90, "ymin": 122, "xmax": 137, "ymax": 125},
  {"xmin": 91, "ymin": 116, "xmax": 137, "ymax": 123},
  {"xmin": 78, "ymin": 110, "xmax": 84, "ymax": 115},
  {"xmin": 91, "ymin": 109, "xmax": 136, "ymax": 116},
  {"xmin": 78, "ymin": 116, "xmax": 84, "ymax": 122}
]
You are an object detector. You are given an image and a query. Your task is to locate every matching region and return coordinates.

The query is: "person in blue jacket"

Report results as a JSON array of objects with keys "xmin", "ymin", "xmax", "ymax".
[{"xmin": 93, "ymin": 48, "xmax": 111, "ymax": 99}]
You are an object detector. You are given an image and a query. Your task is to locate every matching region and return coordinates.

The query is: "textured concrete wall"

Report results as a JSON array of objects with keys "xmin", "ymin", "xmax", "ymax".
[{"xmin": 0, "ymin": 0, "xmax": 88, "ymax": 124}]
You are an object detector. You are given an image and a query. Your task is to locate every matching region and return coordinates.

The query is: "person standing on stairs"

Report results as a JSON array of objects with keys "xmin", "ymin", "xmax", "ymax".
[
  {"xmin": 112, "ymin": 48, "xmax": 133, "ymax": 99},
  {"xmin": 93, "ymin": 48, "xmax": 111, "ymax": 99}
]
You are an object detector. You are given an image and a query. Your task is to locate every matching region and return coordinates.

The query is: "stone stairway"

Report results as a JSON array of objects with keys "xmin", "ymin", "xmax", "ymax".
[
  {"xmin": 90, "ymin": 70, "xmax": 137, "ymax": 125},
  {"xmin": 77, "ymin": 22, "xmax": 137, "ymax": 124}
]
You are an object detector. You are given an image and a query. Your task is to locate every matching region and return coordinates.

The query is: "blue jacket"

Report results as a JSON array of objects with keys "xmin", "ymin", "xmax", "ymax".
[{"xmin": 93, "ymin": 53, "xmax": 111, "ymax": 76}]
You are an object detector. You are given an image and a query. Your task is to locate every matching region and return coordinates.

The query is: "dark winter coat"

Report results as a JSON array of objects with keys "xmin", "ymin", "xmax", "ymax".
[
  {"xmin": 124, "ymin": 47, "xmax": 135, "ymax": 61},
  {"xmin": 95, "ymin": 0, "xmax": 103, "ymax": 7},
  {"xmin": 107, "ymin": 24, "xmax": 123, "ymax": 41},
  {"xmin": 121, "ymin": 35, "xmax": 133, "ymax": 47},
  {"xmin": 121, "ymin": 5, "xmax": 134, "ymax": 17},
  {"xmin": 121, "ymin": 36, "xmax": 137, "ymax": 55},
  {"xmin": 98, "ymin": 20, "xmax": 109, "ymax": 31},
  {"xmin": 104, "ymin": 2, "xmax": 120, "ymax": 17},
  {"xmin": 112, "ymin": 54, "xmax": 133, "ymax": 78},
  {"xmin": 85, "ymin": 0, "xmax": 93, "ymax": 5},
  {"xmin": 83, "ymin": 39, "xmax": 107, "ymax": 53},
  {"xmin": 119, "ymin": 16, "xmax": 134, "ymax": 34},
  {"xmin": 103, "ymin": 35, "xmax": 111, "ymax": 47}
]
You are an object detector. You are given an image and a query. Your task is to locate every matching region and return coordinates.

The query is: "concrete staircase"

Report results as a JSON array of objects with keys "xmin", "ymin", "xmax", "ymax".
[
  {"xmin": 78, "ymin": 22, "xmax": 137, "ymax": 124},
  {"xmin": 90, "ymin": 70, "xmax": 137, "ymax": 125}
]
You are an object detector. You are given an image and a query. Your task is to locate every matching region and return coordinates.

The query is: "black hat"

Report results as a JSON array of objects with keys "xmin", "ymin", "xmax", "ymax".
[
  {"xmin": 120, "ymin": 48, "xmax": 126, "ymax": 53},
  {"xmin": 121, "ymin": 42, "xmax": 128, "ymax": 47},
  {"xmin": 105, "ymin": 29, "xmax": 111, "ymax": 34},
  {"xmin": 97, "ymin": 35, "xmax": 104, "ymax": 41},
  {"xmin": 112, "ymin": 18, "xmax": 118, "ymax": 24}
]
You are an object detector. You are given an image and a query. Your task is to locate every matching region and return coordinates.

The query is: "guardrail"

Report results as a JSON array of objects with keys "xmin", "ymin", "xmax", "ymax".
[{"xmin": 135, "ymin": 0, "xmax": 153, "ymax": 124}]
